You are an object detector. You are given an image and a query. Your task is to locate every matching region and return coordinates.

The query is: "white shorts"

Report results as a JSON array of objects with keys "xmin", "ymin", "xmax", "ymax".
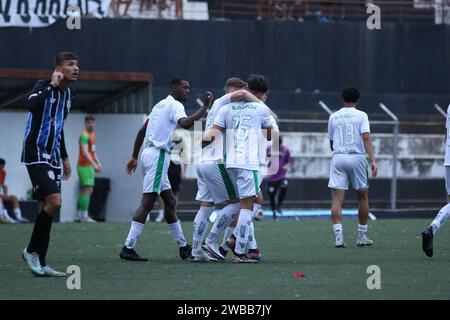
[
  {"xmin": 445, "ymin": 166, "xmax": 450, "ymax": 195},
  {"xmin": 195, "ymin": 161, "xmax": 237, "ymax": 204},
  {"xmin": 227, "ymin": 168, "xmax": 262, "ymax": 200},
  {"xmin": 141, "ymin": 147, "xmax": 171, "ymax": 194},
  {"xmin": 328, "ymin": 154, "xmax": 369, "ymax": 191}
]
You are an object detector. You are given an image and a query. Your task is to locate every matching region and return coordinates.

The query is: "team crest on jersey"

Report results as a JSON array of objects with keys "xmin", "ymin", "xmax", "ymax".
[
  {"xmin": 47, "ymin": 170, "xmax": 55, "ymax": 181},
  {"xmin": 49, "ymin": 98, "xmax": 56, "ymax": 104}
]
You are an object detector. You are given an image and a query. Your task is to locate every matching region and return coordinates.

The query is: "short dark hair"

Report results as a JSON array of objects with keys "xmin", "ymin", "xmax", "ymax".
[
  {"xmin": 247, "ymin": 74, "xmax": 269, "ymax": 93},
  {"xmin": 54, "ymin": 52, "xmax": 78, "ymax": 67},
  {"xmin": 85, "ymin": 115, "xmax": 95, "ymax": 122},
  {"xmin": 225, "ymin": 77, "xmax": 247, "ymax": 89},
  {"xmin": 342, "ymin": 87, "xmax": 360, "ymax": 103},
  {"xmin": 0, "ymin": 158, "xmax": 5, "ymax": 166},
  {"xmin": 170, "ymin": 77, "xmax": 188, "ymax": 87}
]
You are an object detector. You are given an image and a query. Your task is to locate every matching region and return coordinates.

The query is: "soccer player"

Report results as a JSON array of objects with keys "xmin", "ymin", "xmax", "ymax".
[
  {"xmin": 202, "ymin": 75, "xmax": 276, "ymax": 262},
  {"xmin": 266, "ymin": 136, "xmax": 292, "ymax": 220},
  {"xmin": 421, "ymin": 103, "xmax": 450, "ymax": 257},
  {"xmin": 75, "ymin": 115, "xmax": 102, "ymax": 223},
  {"xmin": 208, "ymin": 74, "xmax": 279, "ymax": 263},
  {"xmin": 21, "ymin": 52, "xmax": 79, "ymax": 276},
  {"xmin": 119, "ymin": 77, "xmax": 213, "ymax": 261},
  {"xmin": 328, "ymin": 87, "xmax": 378, "ymax": 248},
  {"xmin": 191, "ymin": 77, "xmax": 261, "ymax": 262}
]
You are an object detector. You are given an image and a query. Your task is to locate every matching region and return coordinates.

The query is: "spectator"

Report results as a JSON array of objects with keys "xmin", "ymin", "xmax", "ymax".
[
  {"xmin": 0, "ymin": 158, "xmax": 28, "ymax": 223},
  {"xmin": 112, "ymin": 0, "xmax": 132, "ymax": 17},
  {"xmin": 257, "ymin": 0, "xmax": 276, "ymax": 20},
  {"xmin": 75, "ymin": 115, "xmax": 102, "ymax": 223},
  {"xmin": 266, "ymin": 137, "xmax": 293, "ymax": 220},
  {"xmin": 140, "ymin": 0, "xmax": 154, "ymax": 13},
  {"xmin": 173, "ymin": 0, "xmax": 183, "ymax": 19}
]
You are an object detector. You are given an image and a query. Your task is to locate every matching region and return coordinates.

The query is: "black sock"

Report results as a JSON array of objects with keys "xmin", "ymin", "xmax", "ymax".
[
  {"xmin": 268, "ymin": 190, "xmax": 277, "ymax": 212},
  {"xmin": 277, "ymin": 187, "xmax": 287, "ymax": 209},
  {"xmin": 27, "ymin": 210, "xmax": 53, "ymax": 265}
]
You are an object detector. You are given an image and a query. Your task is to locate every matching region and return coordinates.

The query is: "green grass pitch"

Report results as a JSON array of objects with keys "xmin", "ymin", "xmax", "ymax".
[{"xmin": 0, "ymin": 218, "xmax": 449, "ymax": 299}]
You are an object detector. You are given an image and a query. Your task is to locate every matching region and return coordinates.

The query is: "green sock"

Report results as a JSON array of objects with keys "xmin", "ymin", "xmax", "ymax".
[{"xmin": 77, "ymin": 194, "xmax": 90, "ymax": 211}]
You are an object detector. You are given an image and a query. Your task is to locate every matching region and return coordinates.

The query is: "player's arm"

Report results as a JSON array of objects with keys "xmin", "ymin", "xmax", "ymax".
[
  {"xmin": 2, "ymin": 184, "xmax": 8, "ymax": 197},
  {"xmin": 328, "ymin": 116, "xmax": 334, "ymax": 152},
  {"xmin": 93, "ymin": 153, "xmax": 102, "ymax": 171},
  {"xmin": 362, "ymin": 133, "xmax": 378, "ymax": 177},
  {"xmin": 283, "ymin": 148, "xmax": 293, "ymax": 171},
  {"xmin": 126, "ymin": 120, "xmax": 148, "ymax": 175},
  {"xmin": 178, "ymin": 91, "xmax": 213, "ymax": 129},
  {"xmin": 60, "ymin": 129, "xmax": 71, "ymax": 180},
  {"xmin": 262, "ymin": 108, "xmax": 279, "ymax": 141},
  {"xmin": 202, "ymin": 124, "xmax": 223, "ymax": 148},
  {"xmin": 27, "ymin": 72, "xmax": 64, "ymax": 113},
  {"xmin": 229, "ymin": 90, "xmax": 260, "ymax": 103}
]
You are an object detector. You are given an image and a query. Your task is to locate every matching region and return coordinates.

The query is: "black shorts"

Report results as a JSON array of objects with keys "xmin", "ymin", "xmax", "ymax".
[
  {"xmin": 168, "ymin": 161, "xmax": 182, "ymax": 194},
  {"xmin": 26, "ymin": 164, "xmax": 61, "ymax": 201},
  {"xmin": 267, "ymin": 179, "xmax": 288, "ymax": 194}
]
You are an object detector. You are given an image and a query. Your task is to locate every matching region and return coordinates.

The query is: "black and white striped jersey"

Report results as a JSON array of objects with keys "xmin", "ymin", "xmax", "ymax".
[{"xmin": 21, "ymin": 79, "xmax": 72, "ymax": 168}]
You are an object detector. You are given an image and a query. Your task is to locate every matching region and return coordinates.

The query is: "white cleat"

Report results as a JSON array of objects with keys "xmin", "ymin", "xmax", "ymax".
[
  {"xmin": 154, "ymin": 212, "xmax": 164, "ymax": 223},
  {"xmin": 22, "ymin": 248, "xmax": 45, "ymax": 276},
  {"xmin": 17, "ymin": 217, "xmax": 30, "ymax": 223},
  {"xmin": 202, "ymin": 242, "xmax": 226, "ymax": 261},
  {"xmin": 82, "ymin": 216, "xmax": 97, "ymax": 223},
  {"xmin": 189, "ymin": 251, "xmax": 219, "ymax": 262},
  {"xmin": 42, "ymin": 265, "xmax": 67, "ymax": 277},
  {"xmin": 357, "ymin": 235, "xmax": 374, "ymax": 247},
  {"xmin": 335, "ymin": 234, "xmax": 345, "ymax": 248}
]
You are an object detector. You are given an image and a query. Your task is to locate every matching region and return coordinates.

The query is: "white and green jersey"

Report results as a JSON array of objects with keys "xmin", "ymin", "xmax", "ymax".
[
  {"xmin": 202, "ymin": 93, "xmax": 231, "ymax": 162},
  {"xmin": 144, "ymin": 95, "xmax": 187, "ymax": 153},
  {"xmin": 445, "ymin": 104, "xmax": 450, "ymax": 166},
  {"xmin": 214, "ymin": 101, "xmax": 275, "ymax": 171},
  {"xmin": 328, "ymin": 107, "xmax": 370, "ymax": 155}
]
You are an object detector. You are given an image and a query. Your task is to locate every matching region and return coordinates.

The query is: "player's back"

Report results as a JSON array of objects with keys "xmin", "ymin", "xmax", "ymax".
[
  {"xmin": 144, "ymin": 95, "xmax": 186, "ymax": 152},
  {"xmin": 328, "ymin": 107, "xmax": 370, "ymax": 155},
  {"xmin": 216, "ymin": 101, "xmax": 273, "ymax": 171}
]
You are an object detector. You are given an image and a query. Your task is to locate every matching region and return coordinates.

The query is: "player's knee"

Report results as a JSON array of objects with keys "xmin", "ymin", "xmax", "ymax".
[
  {"xmin": 356, "ymin": 189, "xmax": 368, "ymax": 201},
  {"xmin": 47, "ymin": 197, "xmax": 62, "ymax": 213},
  {"xmin": 164, "ymin": 197, "xmax": 177, "ymax": 211}
]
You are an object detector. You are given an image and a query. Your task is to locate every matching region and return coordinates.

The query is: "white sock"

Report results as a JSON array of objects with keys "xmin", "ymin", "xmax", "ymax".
[
  {"xmin": 192, "ymin": 206, "xmax": 215, "ymax": 255},
  {"xmin": 82, "ymin": 211, "xmax": 89, "ymax": 219},
  {"xmin": 233, "ymin": 209, "xmax": 253, "ymax": 254},
  {"xmin": 248, "ymin": 221, "xmax": 257, "ymax": 249},
  {"xmin": 13, "ymin": 208, "xmax": 22, "ymax": 220},
  {"xmin": 0, "ymin": 202, "xmax": 5, "ymax": 219},
  {"xmin": 124, "ymin": 221, "xmax": 145, "ymax": 249},
  {"xmin": 168, "ymin": 220, "xmax": 187, "ymax": 248},
  {"xmin": 431, "ymin": 203, "xmax": 450, "ymax": 235},
  {"xmin": 157, "ymin": 209, "xmax": 164, "ymax": 217},
  {"xmin": 221, "ymin": 226, "xmax": 235, "ymax": 251},
  {"xmin": 206, "ymin": 203, "xmax": 240, "ymax": 246},
  {"xmin": 252, "ymin": 203, "xmax": 262, "ymax": 219},
  {"xmin": 333, "ymin": 223, "xmax": 343, "ymax": 236},
  {"xmin": 358, "ymin": 224, "xmax": 368, "ymax": 237}
]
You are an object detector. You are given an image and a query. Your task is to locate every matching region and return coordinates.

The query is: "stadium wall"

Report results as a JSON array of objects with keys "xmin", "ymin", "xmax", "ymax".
[{"xmin": 0, "ymin": 19, "xmax": 449, "ymax": 115}]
